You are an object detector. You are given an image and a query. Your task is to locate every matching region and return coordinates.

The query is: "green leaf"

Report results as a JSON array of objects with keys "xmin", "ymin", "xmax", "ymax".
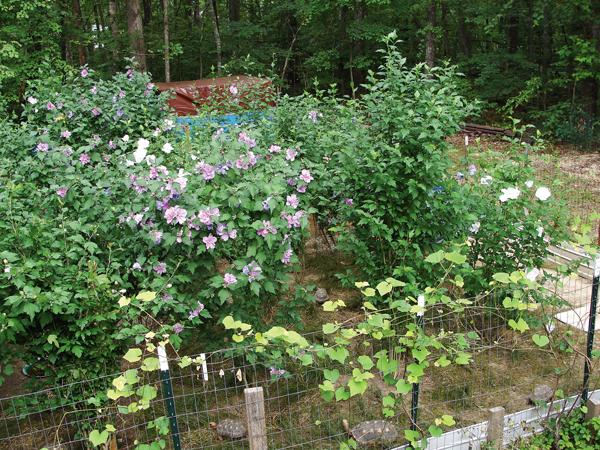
[
  {"xmin": 455, "ymin": 353, "xmax": 470, "ymax": 365},
  {"xmin": 123, "ymin": 348, "xmax": 142, "ymax": 363},
  {"xmin": 136, "ymin": 291, "xmax": 156, "ymax": 302},
  {"xmin": 405, "ymin": 430, "xmax": 420, "ymax": 443},
  {"xmin": 376, "ymin": 281, "xmax": 392, "ymax": 296},
  {"xmin": 335, "ymin": 386, "xmax": 350, "ymax": 401},
  {"xmin": 424, "ymin": 250, "xmax": 444, "ymax": 263},
  {"xmin": 323, "ymin": 323, "xmax": 338, "ymax": 334},
  {"xmin": 532, "ymin": 334, "xmax": 550, "ymax": 347},
  {"xmin": 363, "ymin": 302, "xmax": 377, "ymax": 310},
  {"xmin": 357, "ymin": 355, "xmax": 374, "ymax": 370},
  {"xmin": 47, "ymin": 334, "xmax": 59, "ymax": 348},
  {"xmin": 348, "ymin": 378, "xmax": 368, "ymax": 396},
  {"xmin": 382, "ymin": 395, "xmax": 395, "ymax": 407},
  {"xmin": 493, "ymin": 273, "xmax": 511, "ymax": 284},
  {"xmin": 441, "ymin": 415, "xmax": 455, "ymax": 426},
  {"xmin": 395, "ymin": 379, "xmax": 412, "ymax": 394},
  {"xmin": 429, "ymin": 425, "xmax": 443, "ymax": 438},
  {"xmin": 324, "ymin": 369, "xmax": 340, "ymax": 384},
  {"xmin": 412, "ymin": 348, "xmax": 430, "ymax": 363},
  {"xmin": 89, "ymin": 430, "xmax": 109, "ymax": 447},
  {"xmin": 445, "ymin": 251, "xmax": 466, "ymax": 264},
  {"xmin": 327, "ymin": 347, "xmax": 349, "ymax": 364}
]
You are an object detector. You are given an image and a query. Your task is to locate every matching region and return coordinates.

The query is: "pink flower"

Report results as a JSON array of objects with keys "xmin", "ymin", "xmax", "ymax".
[
  {"xmin": 91, "ymin": 86, "xmax": 97, "ymax": 94},
  {"xmin": 164, "ymin": 205, "xmax": 188, "ymax": 225},
  {"xmin": 197, "ymin": 209, "xmax": 212, "ymax": 225},
  {"xmin": 92, "ymin": 108, "xmax": 100, "ymax": 116},
  {"xmin": 81, "ymin": 68, "xmax": 89, "ymax": 77},
  {"xmin": 230, "ymin": 85, "xmax": 238, "ymax": 95},
  {"xmin": 202, "ymin": 164, "xmax": 216, "ymax": 181},
  {"xmin": 46, "ymin": 102, "xmax": 55, "ymax": 110},
  {"xmin": 286, "ymin": 194, "xmax": 299, "ymax": 209},
  {"xmin": 147, "ymin": 82, "xmax": 154, "ymax": 89},
  {"xmin": 56, "ymin": 188, "xmax": 68, "ymax": 198},
  {"xmin": 257, "ymin": 220, "xmax": 277, "ymax": 237},
  {"xmin": 269, "ymin": 145, "xmax": 281, "ymax": 153},
  {"xmin": 36, "ymin": 143, "xmax": 49, "ymax": 152},
  {"xmin": 153, "ymin": 262, "xmax": 167, "ymax": 274},
  {"xmin": 286, "ymin": 149, "xmax": 297, "ymax": 161},
  {"xmin": 345, "ymin": 198, "xmax": 353, "ymax": 205},
  {"xmin": 119, "ymin": 91, "xmax": 126, "ymax": 99},
  {"xmin": 299, "ymin": 169, "xmax": 313, "ymax": 183},
  {"xmin": 203, "ymin": 233, "xmax": 217, "ymax": 249},
  {"xmin": 281, "ymin": 249, "xmax": 293, "ymax": 264},
  {"xmin": 297, "ymin": 185, "xmax": 307, "ymax": 193},
  {"xmin": 79, "ymin": 154, "xmax": 90, "ymax": 165},
  {"xmin": 224, "ymin": 273, "xmax": 237, "ymax": 287},
  {"xmin": 63, "ymin": 147, "xmax": 73, "ymax": 156},
  {"xmin": 61, "ymin": 130, "xmax": 71, "ymax": 138}
]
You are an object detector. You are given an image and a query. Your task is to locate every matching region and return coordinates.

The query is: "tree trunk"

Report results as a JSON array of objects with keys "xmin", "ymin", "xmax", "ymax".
[
  {"xmin": 528, "ymin": 0, "xmax": 535, "ymax": 62},
  {"xmin": 163, "ymin": 0, "xmax": 170, "ymax": 82},
  {"xmin": 228, "ymin": 0, "xmax": 239, "ymax": 22},
  {"xmin": 507, "ymin": 12, "xmax": 519, "ymax": 54},
  {"xmin": 95, "ymin": 2, "xmax": 112, "ymax": 69},
  {"xmin": 353, "ymin": 0, "xmax": 365, "ymax": 87},
  {"xmin": 72, "ymin": 0, "xmax": 86, "ymax": 66},
  {"xmin": 208, "ymin": 0, "xmax": 222, "ymax": 72},
  {"xmin": 126, "ymin": 0, "xmax": 147, "ymax": 71},
  {"xmin": 425, "ymin": 0, "xmax": 436, "ymax": 68},
  {"xmin": 441, "ymin": 1, "xmax": 451, "ymax": 58},
  {"xmin": 581, "ymin": 9, "xmax": 600, "ymax": 118},
  {"xmin": 457, "ymin": 8, "xmax": 470, "ymax": 58},
  {"xmin": 108, "ymin": 1, "xmax": 120, "ymax": 67}
]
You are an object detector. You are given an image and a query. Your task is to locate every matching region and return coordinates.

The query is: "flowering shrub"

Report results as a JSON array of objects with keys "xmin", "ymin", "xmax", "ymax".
[{"xmin": 0, "ymin": 67, "xmax": 312, "ymax": 384}]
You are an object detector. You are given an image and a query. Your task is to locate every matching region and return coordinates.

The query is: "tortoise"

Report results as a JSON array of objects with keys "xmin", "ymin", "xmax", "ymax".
[
  {"xmin": 527, "ymin": 384, "xmax": 553, "ymax": 405},
  {"xmin": 315, "ymin": 288, "xmax": 329, "ymax": 305},
  {"xmin": 342, "ymin": 419, "xmax": 398, "ymax": 446},
  {"xmin": 210, "ymin": 419, "xmax": 247, "ymax": 440}
]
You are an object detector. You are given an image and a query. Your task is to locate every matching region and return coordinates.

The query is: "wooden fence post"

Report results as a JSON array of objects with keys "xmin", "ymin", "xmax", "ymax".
[
  {"xmin": 244, "ymin": 387, "xmax": 267, "ymax": 450},
  {"xmin": 487, "ymin": 406, "xmax": 505, "ymax": 450}
]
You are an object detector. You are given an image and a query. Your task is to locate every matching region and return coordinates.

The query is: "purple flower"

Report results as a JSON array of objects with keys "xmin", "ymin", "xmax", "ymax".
[
  {"xmin": 153, "ymin": 262, "xmax": 167, "ymax": 274},
  {"xmin": 126, "ymin": 69, "xmax": 132, "ymax": 75},
  {"xmin": 285, "ymin": 178, "xmax": 297, "ymax": 186},
  {"xmin": 46, "ymin": 102, "xmax": 55, "ymax": 110},
  {"xmin": 286, "ymin": 194, "xmax": 299, "ymax": 209},
  {"xmin": 63, "ymin": 147, "xmax": 73, "ymax": 156},
  {"xmin": 230, "ymin": 85, "xmax": 238, "ymax": 95},
  {"xmin": 297, "ymin": 185, "xmax": 307, "ymax": 193},
  {"xmin": 116, "ymin": 110, "xmax": 124, "ymax": 117},
  {"xmin": 308, "ymin": 110, "xmax": 323, "ymax": 123},
  {"xmin": 119, "ymin": 91, "xmax": 126, "ymax": 99},
  {"xmin": 243, "ymin": 261, "xmax": 262, "ymax": 282},
  {"xmin": 36, "ymin": 143, "xmax": 49, "ymax": 152},
  {"xmin": 189, "ymin": 301, "xmax": 205, "ymax": 319},
  {"xmin": 269, "ymin": 145, "xmax": 281, "ymax": 153},
  {"xmin": 216, "ymin": 163, "xmax": 228, "ymax": 175},
  {"xmin": 57, "ymin": 103, "xmax": 63, "ymax": 109},
  {"xmin": 173, "ymin": 323, "xmax": 184, "ymax": 335},
  {"xmin": 164, "ymin": 206, "xmax": 188, "ymax": 225},
  {"xmin": 80, "ymin": 99, "xmax": 87, "ymax": 104},
  {"xmin": 91, "ymin": 86, "xmax": 97, "ymax": 94},
  {"xmin": 262, "ymin": 197, "xmax": 272, "ymax": 211},
  {"xmin": 224, "ymin": 273, "xmax": 237, "ymax": 287},
  {"xmin": 163, "ymin": 292, "xmax": 173, "ymax": 302},
  {"xmin": 203, "ymin": 233, "xmax": 217, "ymax": 249},
  {"xmin": 132, "ymin": 262, "xmax": 142, "ymax": 271},
  {"xmin": 457, "ymin": 172, "xmax": 464, "ymax": 180},
  {"xmin": 202, "ymin": 164, "xmax": 216, "ymax": 181},
  {"xmin": 109, "ymin": 140, "xmax": 116, "ymax": 149},
  {"xmin": 56, "ymin": 188, "xmax": 68, "ymax": 198},
  {"xmin": 299, "ymin": 169, "xmax": 313, "ymax": 183},
  {"xmin": 286, "ymin": 149, "xmax": 297, "ymax": 161},
  {"xmin": 469, "ymin": 164, "xmax": 476, "ymax": 176},
  {"xmin": 61, "ymin": 130, "xmax": 71, "ymax": 138},
  {"xmin": 79, "ymin": 154, "xmax": 91, "ymax": 165},
  {"xmin": 281, "ymin": 249, "xmax": 293, "ymax": 264},
  {"xmin": 151, "ymin": 230, "xmax": 163, "ymax": 244},
  {"xmin": 345, "ymin": 198, "xmax": 353, "ymax": 205},
  {"xmin": 270, "ymin": 367, "xmax": 285, "ymax": 376},
  {"xmin": 147, "ymin": 82, "xmax": 154, "ymax": 89},
  {"xmin": 81, "ymin": 68, "xmax": 89, "ymax": 77},
  {"xmin": 257, "ymin": 220, "xmax": 277, "ymax": 237},
  {"xmin": 67, "ymin": 111, "xmax": 74, "ymax": 119}
]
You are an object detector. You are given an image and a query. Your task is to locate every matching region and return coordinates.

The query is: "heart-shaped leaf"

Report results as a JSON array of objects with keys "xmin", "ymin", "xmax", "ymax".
[{"xmin": 532, "ymin": 334, "xmax": 550, "ymax": 347}]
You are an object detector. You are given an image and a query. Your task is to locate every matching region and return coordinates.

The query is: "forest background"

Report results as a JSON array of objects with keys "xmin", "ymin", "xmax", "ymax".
[{"xmin": 1, "ymin": 0, "xmax": 600, "ymax": 142}]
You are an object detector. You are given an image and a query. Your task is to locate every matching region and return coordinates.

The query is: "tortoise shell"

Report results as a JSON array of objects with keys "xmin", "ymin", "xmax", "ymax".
[
  {"xmin": 528, "ymin": 385, "xmax": 553, "ymax": 404},
  {"xmin": 315, "ymin": 288, "xmax": 329, "ymax": 304},
  {"xmin": 214, "ymin": 419, "xmax": 247, "ymax": 438},
  {"xmin": 343, "ymin": 419, "xmax": 398, "ymax": 445}
]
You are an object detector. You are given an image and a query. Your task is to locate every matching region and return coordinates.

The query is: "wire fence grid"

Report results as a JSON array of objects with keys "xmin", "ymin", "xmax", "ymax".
[{"xmin": 1, "ymin": 272, "xmax": 598, "ymax": 450}]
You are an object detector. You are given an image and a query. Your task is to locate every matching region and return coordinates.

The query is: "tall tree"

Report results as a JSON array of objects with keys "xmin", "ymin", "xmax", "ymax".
[
  {"xmin": 126, "ymin": 0, "xmax": 146, "ymax": 71},
  {"xmin": 208, "ymin": 0, "xmax": 222, "ymax": 72},
  {"xmin": 163, "ymin": 0, "xmax": 170, "ymax": 81},
  {"xmin": 425, "ymin": 0, "xmax": 436, "ymax": 67},
  {"xmin": 72, "ymin": 0, "xmax": 86, "ymax": 66}
]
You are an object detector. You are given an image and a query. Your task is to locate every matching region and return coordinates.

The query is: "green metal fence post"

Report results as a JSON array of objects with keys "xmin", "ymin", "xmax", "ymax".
[
  {"xmin": 583, "ymin": 255, "xmax": 600, "ymax": 405},
  {"xmin": 158, "ymin": 346, "xmax": 182, "ymax": 450},
  {"xmin": 410, "ymin": 295, "xmax": 425, "ymax": 438}
]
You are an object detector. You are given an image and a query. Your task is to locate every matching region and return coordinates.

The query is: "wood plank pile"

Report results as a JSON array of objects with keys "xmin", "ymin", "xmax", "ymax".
[{"xmin": 461, "ymin": 123, "xmax": 534, "ymax": 144}]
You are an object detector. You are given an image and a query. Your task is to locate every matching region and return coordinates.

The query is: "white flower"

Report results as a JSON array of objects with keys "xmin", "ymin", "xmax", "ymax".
[
  {"xmin": 173, "ymin": 177, "xmax": 188, "ymax": 190},
  {"xmin": 471, "ymin": 222, "xmax": 481, "ymax": 234},
  {"xmin": 525, "ymin": 180, "xmax": 534, "ymax": 188},
  {"xmin": 164, "ymin": 119, "xmax": 175, "ymax": 130},
  {"xmin": 190, "ymin": 153, "xmax": 198, "ymax": 160},
  {"xmin": 145, "ymin": 154, "xmax": 156, "ymax": 165},
  {"xmin": 525, "ymin": 268, "xmax": 540, "ymax": 282},
  {"xmin": 162, "ymin": 143, "xmax": 173, "ymax": 154},
  {"xmin": 537, "ymin": 226, "xmax": 544, "ymax": 238},
  {"xmin": 535, "ymin": 187, "xmax": 551, "ymax": 201},
  {"xmin": 137, "ymin": 138, "xmax": 150, "ymax": 150},
  {"xmin": 27, "ymin": 97, "xmax": 37, "ymax": 104},
  {"xmin": 480, "ymin": 175, "xmax": 493, "ymax": 185},
  {"xmin": 122, "ymin": 134, "xmax": 130, "ymax": 142},
  {"xmin": 133, "ymin": 147, "xmax": 147, "ymax": 164},
  {"xmin": 499, "ymin": 187, "xmax": 521, "ymax": 202},
  {"xmin": 124, "ymin": 159, "xmax": 135, "ymax": 167}
]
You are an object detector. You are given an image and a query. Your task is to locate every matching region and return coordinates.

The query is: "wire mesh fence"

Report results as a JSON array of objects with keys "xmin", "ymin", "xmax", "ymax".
[{"xmin": 1, "ymin": 270, "xmax": 598, "ymax": 450}]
